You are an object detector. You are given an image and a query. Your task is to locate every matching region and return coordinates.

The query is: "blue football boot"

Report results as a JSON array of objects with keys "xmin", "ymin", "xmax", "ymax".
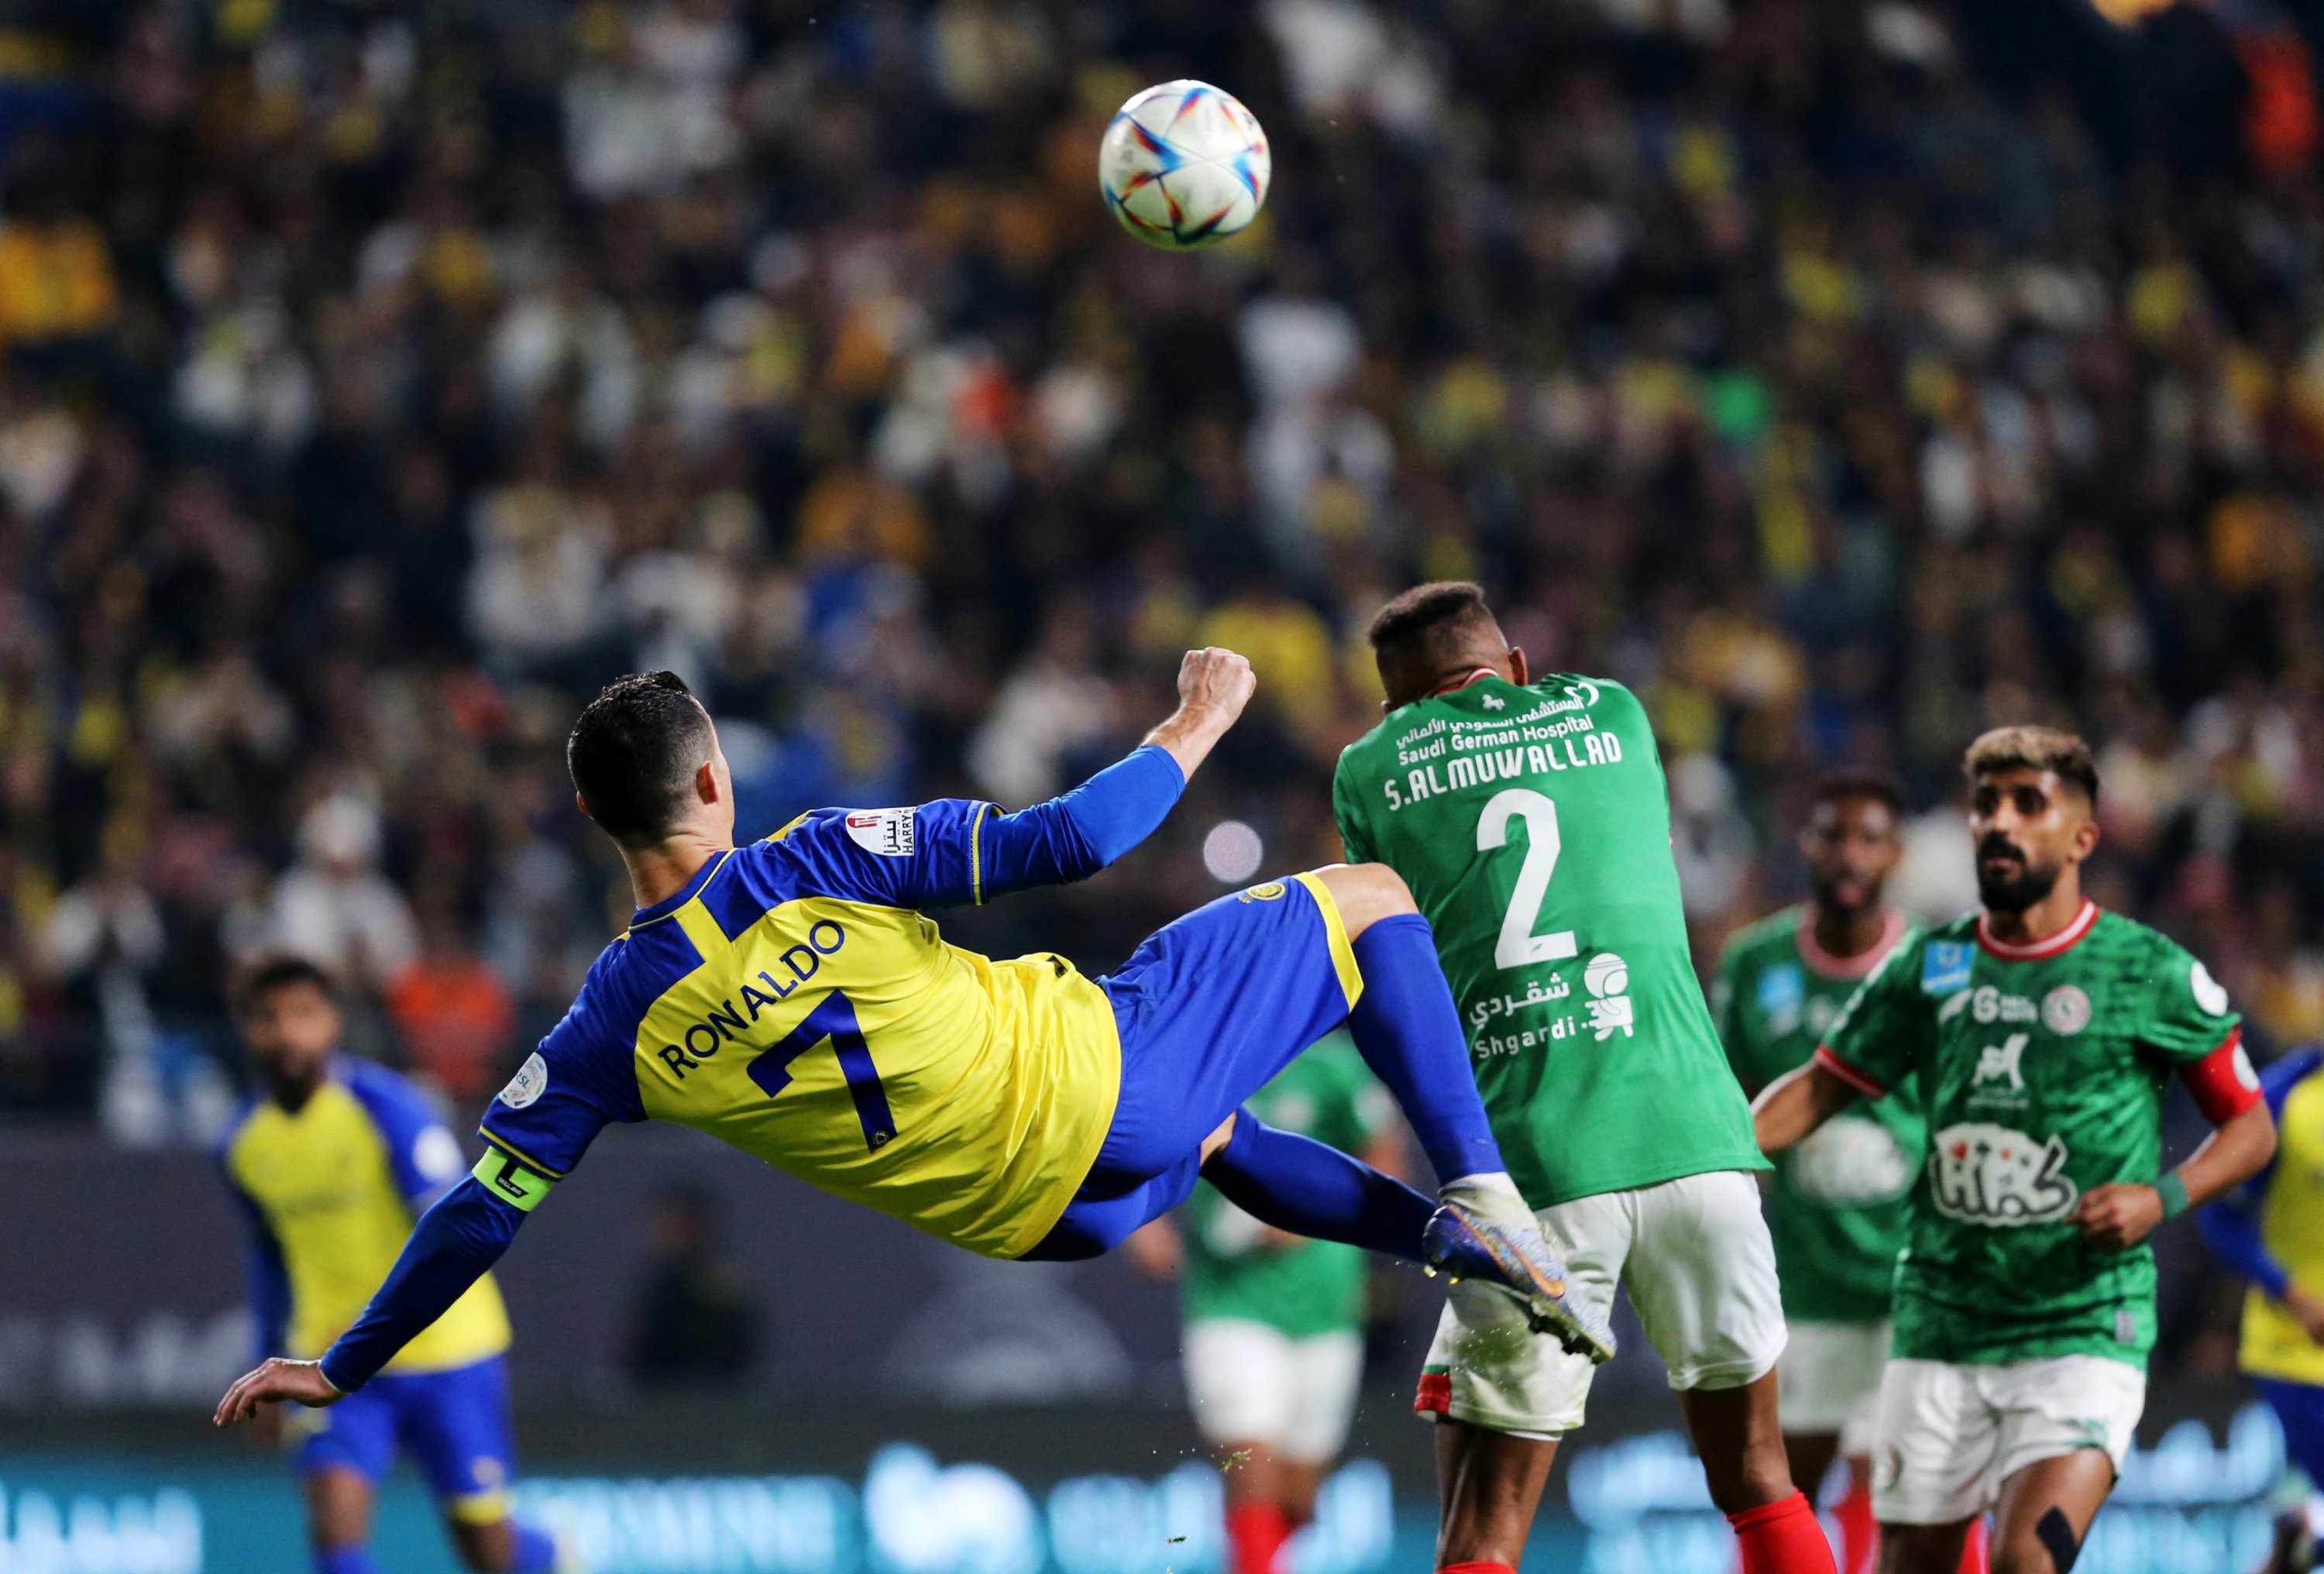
[{"xmin": 1422, "ymin": 1203, "xmax": 1616, "ymax": 1364}]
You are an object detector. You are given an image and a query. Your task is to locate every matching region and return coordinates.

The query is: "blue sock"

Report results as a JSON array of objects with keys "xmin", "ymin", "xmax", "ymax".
[
  {"xmin": 1346, "ymin": 914, "xmax": 1504, "ymax": 1183},
  {"xmin": 509, "ymin": 1522, "xmax": 559, "ymax": 1572},
  {"xmin": 1202, "ymin": 1112, "xmax": 1435, "ymax": 1262},
  {"xmin": 316, "ymin": 1548, "xmax": 376, "ymax": 1574}
]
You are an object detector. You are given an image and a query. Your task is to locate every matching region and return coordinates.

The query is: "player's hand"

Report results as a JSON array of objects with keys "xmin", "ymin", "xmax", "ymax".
[
  {"xmin": 2285, "ymin": 1285, "xmax": 2324, "ymax": 1345},
  {"xmin": 1174, "ymin": 647, "xmax": 1256, "ymax": 728},
  {"xmin": 213, "ymin": 1358, "xmax": 344, "ymax": 1427},
  {"xmin": 2073, "ymin": 1183, "xmax": 2165, "ymax": 1250},
  {"xmin": 1122, "ymin": 1218, "xmax": 1184, "ymax": 1278},
  {"xmin": 1145, "ymin": 648, "xmax": 1257, "ymax": 781}
]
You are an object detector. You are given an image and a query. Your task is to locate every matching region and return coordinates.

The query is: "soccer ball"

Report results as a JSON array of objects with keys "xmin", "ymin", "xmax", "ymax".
[{"xmin": 1098, "ymin": 81, "xmax": 1271, "ymax": 251}]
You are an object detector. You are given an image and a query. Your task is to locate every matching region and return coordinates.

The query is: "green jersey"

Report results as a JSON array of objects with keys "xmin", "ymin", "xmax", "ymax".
[
  {"xmin": 1821, "ymin": 902, "xmax": 2243, "ymax": 1368},
  {"xmin": 1181, "ymin": 1033, "xmax": 1397, "ymax": 1339},
  {"xmin": 1714, "ymin": 906, "xmax": 1923, "ymax": 1323},
  {"xmin": 1332, "ymin": 673, "xmax": 1764, "ymax": 1208}
]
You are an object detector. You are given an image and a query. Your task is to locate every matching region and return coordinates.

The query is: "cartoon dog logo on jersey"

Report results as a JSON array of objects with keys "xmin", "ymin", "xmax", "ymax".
[
  {"xmin": 1928, "ymin": 1121, "xmax": 2078, "ymax": 1225},
  {"xmin": 1583, "ymin": 953, "xmax": 1632, "ymax": 1040}
]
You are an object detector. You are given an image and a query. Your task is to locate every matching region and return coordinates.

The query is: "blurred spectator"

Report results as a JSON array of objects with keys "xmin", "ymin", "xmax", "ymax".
[
  {"xmin": 385, "ymin": 900, "xmax": 517, "ymax": 1103},
  {"xmin": 627, "ymin": 1185, "xmax": 761, "ymax": 1390},
  {"xmin": 268, "ymin": 797, "xmax": 418, "ymax": 990}
]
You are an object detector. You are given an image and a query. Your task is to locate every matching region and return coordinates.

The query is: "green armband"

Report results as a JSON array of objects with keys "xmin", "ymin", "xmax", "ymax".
[
  {"xmin": 472, "ymin": 1145, "xmax": 558, "ymax": 1212},
  {"xmin": 2154, "ymin": 1172, "xmax": 2191, "ymax": 1218}
]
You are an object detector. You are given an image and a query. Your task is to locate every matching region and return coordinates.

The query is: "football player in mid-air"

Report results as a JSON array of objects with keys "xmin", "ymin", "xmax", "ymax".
[
  {"xmin": 1332, "ymin": 583, "xmax": 1836, "ymax": 1574},
  {"xmin": 1755, "ymin": 726, "xmax": 2277, "ymax": 1574},
  {"xmin": 215, "ymin": 648, "xmax": 1610, "ymax": 1427},
  {"xmin": 218, "ymin": 958, "xmax": 572, "ymax": 1574},
  {"xmin": 1715, "ymin": 775, "xmax": 1932, "ymax": 1574},
  {"xmin": 2198, "ymin": 1043, "xmax": 2324, "ymax": 1574}
]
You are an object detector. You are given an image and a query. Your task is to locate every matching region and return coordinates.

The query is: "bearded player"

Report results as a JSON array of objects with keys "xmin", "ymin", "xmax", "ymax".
[
  {"xmin": 1333, "ymin": 584, "xmax": 1834, "ymax": 1574},
  {"xmin": 1755, "ymin": 727, "xmax": 2276, "ymax": 1574},
  {"xmin": 217, "ymin": 651, "xmax": 1608, "ymax": 1428},
  {"xmin": 1716, "ymin": 776, "xmax": 1926, "ymax": 1574}
]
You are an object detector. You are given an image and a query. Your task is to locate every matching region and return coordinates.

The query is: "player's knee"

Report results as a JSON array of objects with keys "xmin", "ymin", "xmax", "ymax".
[
  {"xmin": 1313, "ymin": 862, "xmax": 1416, "ymax": 939},
  {"xmin": 1993, "ymin": 1508, "xmax": 2081, "ymax": 1574}
]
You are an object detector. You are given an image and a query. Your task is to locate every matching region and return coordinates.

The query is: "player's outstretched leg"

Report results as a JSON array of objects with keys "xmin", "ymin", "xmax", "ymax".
[{"xmin": 1312, "ymin": 864, "xmax": 1614, "ymax": 1363}]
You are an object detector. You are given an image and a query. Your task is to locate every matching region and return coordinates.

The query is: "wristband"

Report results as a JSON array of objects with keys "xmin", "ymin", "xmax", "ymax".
[{"xmin": 2154, "ymin": 1172, "xmax": 2191, "ymax": 1218}]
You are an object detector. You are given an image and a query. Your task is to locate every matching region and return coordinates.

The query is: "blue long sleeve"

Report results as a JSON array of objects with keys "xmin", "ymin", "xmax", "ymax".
[
  {"xmin": 318, "ymin": 1177, "xmax": 522, "ymax": 1392},
  {"xmin": 2199, "ymin": 1194, "xmax": 2291, "ymax": 1298},
  {"xmin": 242, "ymin": 1229, "xmax": 292, "ymax": 1366},
  {"xmin": 979, "ymin": 744, "xmax": 1185, "ymax": 894}
]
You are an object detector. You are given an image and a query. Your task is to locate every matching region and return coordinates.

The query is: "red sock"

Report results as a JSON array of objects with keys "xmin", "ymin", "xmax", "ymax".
[
  {"xmin": 1957, "ymin": 1514, "xmax": 1989, "ymax": 1574},
  {"xmin": 1729, "ymin": 1491, "xmax": 1839, "ymax": 1574},
  {"xmin": 1227, "ymin": 1502, "xmax": 1291, "ymax": 1574},
  {"xmin": 1835, "ymin": 1477, "xmax": 1877, "ymax": 1574}
]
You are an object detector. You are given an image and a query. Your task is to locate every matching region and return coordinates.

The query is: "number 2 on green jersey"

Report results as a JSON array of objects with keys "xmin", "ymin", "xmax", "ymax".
[{"xmin": 1477, "ymin": 789, "xmax": 1576, "ymax": 970}]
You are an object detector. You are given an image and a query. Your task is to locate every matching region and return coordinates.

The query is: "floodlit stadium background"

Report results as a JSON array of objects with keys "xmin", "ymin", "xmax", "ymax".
[{"xmin": 2, "ymin": 0, "xmax": 2321, "ymax": 1568}]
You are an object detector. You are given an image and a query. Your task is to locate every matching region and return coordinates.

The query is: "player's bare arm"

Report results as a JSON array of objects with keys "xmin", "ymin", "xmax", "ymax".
[
  {"xmin": 2075, "ymin": 1095, "xmax": 2275, "ymax": 1250},
  {"xmin": 1751, "ymin": 1059, "xmax": 1863, "ymax": 1154},
  {"xmin": 214, "ymin": 1356, "xmax": 342, "ymax": 1425},
  {"xmin": 1142, "ymin": 647, "xmax": 1256, "ymax": 782}
]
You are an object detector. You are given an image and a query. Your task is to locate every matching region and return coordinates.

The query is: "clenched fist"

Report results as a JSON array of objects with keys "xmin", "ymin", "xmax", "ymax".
[{"xmin": 1174, "ymin": 647, "xmax": 1257, "ymax": 727}]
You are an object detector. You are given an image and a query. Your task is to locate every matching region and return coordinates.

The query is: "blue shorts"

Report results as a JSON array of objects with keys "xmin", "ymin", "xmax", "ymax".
[
  {"xmin": 1023, "ymin": 874, "xmax": 1362, "ymax": 1260},
  {"xmin": 295, "ymin": 1354, "xmax": 517, "ymax": 1523},
  {"xmin": 2259, "ymin": 1376, "xmax": 2324, "ymax": 1486}
]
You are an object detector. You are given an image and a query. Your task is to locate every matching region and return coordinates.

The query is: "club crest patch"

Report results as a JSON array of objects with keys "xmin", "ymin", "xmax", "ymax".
[
  {"xmin": 845, "ymin": 807, "xmax": 916, "ymax": 857},
  {"xmin": 499, "ymin": 1051, "xmax": 548, "ymax": 1110},
  {"xmin": 2041, "ymin": 985, "xmax": 2092, "ymax": 1036}
]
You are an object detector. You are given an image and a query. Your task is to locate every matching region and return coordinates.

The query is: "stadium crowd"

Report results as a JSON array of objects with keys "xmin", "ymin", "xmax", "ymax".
[{"xmin": 1, "ymin": 0, "xmax": 2321, "ymax": 1374}]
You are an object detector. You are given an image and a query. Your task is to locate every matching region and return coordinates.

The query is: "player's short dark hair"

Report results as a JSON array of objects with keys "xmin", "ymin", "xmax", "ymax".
[
  {"xmin": 567, "ymin": 671, "xmax": 715, "ymax": 847},
  {"xmin": 1810, "ymin": 771, "xmax": 1907, "ymax": 820},
  {"xmin": 1367, "ymin": 582, "xmax": 1496, "ymax": 671},
  {"xmin": 1963, "ymin": 725, "xmax": 2099, "ymax": 807},
  {"xmin": 231, "ymin": 954, "xmax": 337, "ymax": 1018}
]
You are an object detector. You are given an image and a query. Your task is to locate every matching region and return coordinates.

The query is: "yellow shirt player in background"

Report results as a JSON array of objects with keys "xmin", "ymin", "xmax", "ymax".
[
  {"xmin": 217, "ymin": 957, "xmax": 572, "ymax": 1574},
  {"xmin": 2199, "ymin": 1043, "xmax": 2324, "ymax": 1574},
  {"xmin": 214, "ymin": 651, "xmax": 1611, "ymax": 1429}
]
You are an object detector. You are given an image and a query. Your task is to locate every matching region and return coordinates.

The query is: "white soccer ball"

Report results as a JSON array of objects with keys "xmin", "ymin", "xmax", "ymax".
[{"xmin": 1097, "ymin": 80, "xmax": 1271, "ymax": 251}]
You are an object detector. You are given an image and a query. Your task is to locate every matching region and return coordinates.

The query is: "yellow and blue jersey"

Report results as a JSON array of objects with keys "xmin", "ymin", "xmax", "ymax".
[
  {"xmin": 476, "ymin": 781, "xmax": 1177, "ymax": 1260},
  {"xmin": 2200, "ymin": 1043, "xmax": 2324, "ymax": 1385},
  {"xmin": 218, "ymin": 1057, "xmax": 511, "ymax": 1374}
]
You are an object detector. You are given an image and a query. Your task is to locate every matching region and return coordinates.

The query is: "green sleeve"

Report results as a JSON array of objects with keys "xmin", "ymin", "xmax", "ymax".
[
  {"xmin": 2136, "ymin": 936, "xmax": 2243, "ymax": 1064},
  {"xmin": 1332, "ymin": 758, "xmax": 1377, "ymax": 865},
  {"xmin": 1820, "ymin": 940, "xmax": 1924, "ymax": 1097},
  {"xmin": 1710, "ymin": 943, "xmax": 1745, "ymax": 1053}
]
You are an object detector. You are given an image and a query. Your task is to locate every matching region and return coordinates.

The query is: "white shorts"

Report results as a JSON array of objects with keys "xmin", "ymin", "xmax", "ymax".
[
  {"xmin": 1779, "ymin": 1320, "xmax": 1891, "ymax": 1455},
  {"xmin": 1872, "ymin": 1356, "xmax": 2147, "ymax": 1525},
  {"xmin": 1415, "ymin": 1170, "xmax": 1787, "ymax": 1438},
  {"xmin": 1184, "ymin": 1319, "xmax": 1365, "ymax": 1463}
]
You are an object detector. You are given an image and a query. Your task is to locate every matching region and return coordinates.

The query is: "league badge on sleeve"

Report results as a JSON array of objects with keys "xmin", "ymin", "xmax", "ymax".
[
  {"xmin": 499, "ymin": 1051, "xmax": 548, "ymax": 1110},
  {"xmin": 2189, "ymin": 959, "xmax": 2230, "ymax": 1018},
  {"xmin": 1922, "ymin": 941, "xmax": 1973, "ymax": 994},
  {"xmin": 846, "ymin": 808, "xmax": 917, "ymax": 857}
]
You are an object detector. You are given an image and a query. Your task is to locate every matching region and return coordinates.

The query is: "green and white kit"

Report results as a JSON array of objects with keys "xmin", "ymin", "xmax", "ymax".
[
  {"xmin": 1180, "ymin": 1033, "xmax": 1393, "ymax": 1460},
  {"xmin": 1335, "ymin": 673, "xmax": 1780, "ymax": 1435},
  {"xmin": 1715, "ymin": 905, "xmax": 1921, "ymax": 1447},
  {"xmin": 1817, "ymin": 901, "xmax": 2243, "ymax": 1520}
]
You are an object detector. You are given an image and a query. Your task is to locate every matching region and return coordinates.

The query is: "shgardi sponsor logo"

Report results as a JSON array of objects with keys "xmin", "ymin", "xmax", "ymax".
[{"xmin": 1927, "ymin": 1121, "xmax": 2078, "ymax": 1225}]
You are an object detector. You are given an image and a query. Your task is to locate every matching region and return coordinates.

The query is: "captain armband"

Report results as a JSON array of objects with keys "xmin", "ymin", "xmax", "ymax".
[{"xmin": 471, "ymin": 1144, "xmax": 559, "ymax": 1211}]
